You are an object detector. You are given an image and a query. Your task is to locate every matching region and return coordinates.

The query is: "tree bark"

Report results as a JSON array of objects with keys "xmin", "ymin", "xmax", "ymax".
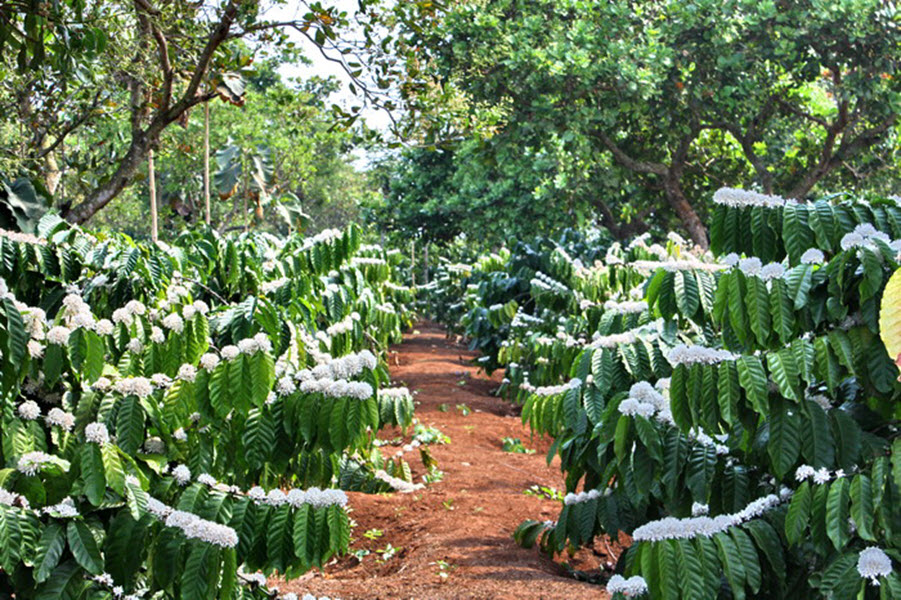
[
  {"xmin": 663, "ymin": 173, "xmax": 708, "ymax": 249},
  {"xmin": 62, "ymin": 0, "xmax": 239, "ymax": 224},
  {"xmin": 64, "ymin": 132, "xmax": 152, "ymax": 223}
]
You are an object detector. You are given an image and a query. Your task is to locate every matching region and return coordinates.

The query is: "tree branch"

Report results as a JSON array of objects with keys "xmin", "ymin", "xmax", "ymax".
[{"xmin": 592, "ymin": 130, "xmax": 667, "ymax": 176}]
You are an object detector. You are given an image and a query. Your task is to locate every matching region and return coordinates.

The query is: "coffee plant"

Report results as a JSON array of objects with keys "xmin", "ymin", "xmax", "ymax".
[
  {"xmin": 0, "ymin": 217, "xmax": 419, "ymax": 599},
  {"xmin": 430, "ymin": 189, "xmax": 901, "ymax": 598}
]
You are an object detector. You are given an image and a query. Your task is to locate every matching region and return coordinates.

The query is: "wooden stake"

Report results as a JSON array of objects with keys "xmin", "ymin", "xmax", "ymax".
[
  {"xmin": 149, "ymin": 149, "xmax": 158, "ymax": 243},
  {"xmin": 203, "ymin": 101, "xmax": 211, "ymax": 225}
]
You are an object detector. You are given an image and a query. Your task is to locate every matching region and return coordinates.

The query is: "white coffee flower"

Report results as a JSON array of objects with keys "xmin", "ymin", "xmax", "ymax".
[
  {"xmin": 800, "ymin": 248, "xmax": 825, "ymax": 265},
  {"xmin": 47, "ymin": 326, "xmax": 71, "ymax": 345},
  {"xmin": 92, "ymin": 377, "xmax": 112, "ymax": 392},
  {"xmin": 17, "ymin": 400, "xmax": 41, "ymax": 420},
  {"xmin": 177, "ymin": 364, "xmax": 197, "ymax": 382},
  {"xmin": 172, "ymin": 464, "xmax": 191, "ymax": 485},
  {"xmin": 26, "ymin": 339, "xmax": 44, "ymax": 359},
  {"xmin": 126, "ymin": 338, "xmax": 144, "ymax": 354},
  {"xmin": 94, "ymin": 319, "xmax": 114, "ymax": 335},
  {"xmin": 237, "ymin": 338, "xmax": 259, "ymax": 354},
  {"xmin": 173, "ymin": 428, "xmax": 188, "ymax": 442},
  {"xmin": 858, "ymin": 547, "xmax": 892, "ymax": 584},
  {"xmin": 151, "ymin": 373, "xmax": 172, "ymax": 388},
  {"xmin": 17, "ymin": 451, "xmax": 57, "ymax": 475},
  {"xmin": 199, "ymin": 353, "xmax": 220, "ymax": 370},
  {"xmin": 150, "ymin": 327, "xmax": 165, "ymax": 344},
  {"xmin": 112, "ymin": 308, "xmax": 132, "ymax": 325},
  {"xmin": 85, "ymin": 422, "xmax": 110, "ymax": 444},
  {"xmin": 606, "ymin": 574, "xmax": 648, "ymax": 597},
  {"xmin": 221, "ymin": 345, "xmax": 240, "ymax": 360},
  {"xmin": 161, "ymin": 313, "xmax": 184, "ymax": 333},
  {"xmin": 46, "ymin": 408, "xmax": 75, "ymax": 431}
]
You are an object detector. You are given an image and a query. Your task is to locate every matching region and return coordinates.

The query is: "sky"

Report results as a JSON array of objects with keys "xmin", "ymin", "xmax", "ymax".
[{"xmin": 262, "ymin": 0, "xmax": 395, "ymax": 135}]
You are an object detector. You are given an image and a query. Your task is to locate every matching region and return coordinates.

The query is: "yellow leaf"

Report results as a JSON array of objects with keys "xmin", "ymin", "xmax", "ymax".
[{"xmin": 878, "ymin": 268, "xmax": 901, "ymax": 372}]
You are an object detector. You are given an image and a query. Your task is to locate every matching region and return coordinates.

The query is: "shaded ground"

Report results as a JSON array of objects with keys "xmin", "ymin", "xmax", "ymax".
[{"xmin": 276, "ymin": 322, "xmax": 616, "ymax": 599}]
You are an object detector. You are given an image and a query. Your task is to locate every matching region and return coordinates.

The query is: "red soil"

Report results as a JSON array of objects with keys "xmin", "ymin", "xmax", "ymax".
[{"xmin": 275, "ymin": 322, "xmax": 617, "ymax": 600}]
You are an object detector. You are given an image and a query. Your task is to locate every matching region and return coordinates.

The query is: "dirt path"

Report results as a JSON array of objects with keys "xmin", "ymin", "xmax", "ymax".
[{"xmin": 276, "ymin": 322, "xmax": 612, "ymax": 600}]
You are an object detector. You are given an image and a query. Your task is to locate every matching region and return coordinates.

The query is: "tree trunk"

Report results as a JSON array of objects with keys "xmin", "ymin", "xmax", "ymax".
[
  {"xmin": 663, "ymin": 174, "xmax": 708, "ymax": 249},
  {"xmin": 63, "ymin": 133, "xmax": 151, "ymax": 224}
]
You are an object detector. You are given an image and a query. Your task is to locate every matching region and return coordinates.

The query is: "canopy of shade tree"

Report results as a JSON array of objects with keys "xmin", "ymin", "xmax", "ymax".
[{"xmin": 369, "ymin": 0, "xmax": 901, "ymax": 248}]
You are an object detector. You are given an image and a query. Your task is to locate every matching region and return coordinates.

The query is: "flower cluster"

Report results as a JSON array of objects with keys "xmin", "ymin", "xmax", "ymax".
[
  {"xmin": 603, "ymin": 300, "xmax": 648, "ymax": 315},
  {"xmin": 667, "ymin": 344, "xmax": 737, "ymax": 366},
  {"xmin": 840, "ymin": 223, "xmax": 899, "ymax": 251},
  {"xmin": 800, "ymin": 248, "xmax": 826, "ymax": 265},
  {"xmin": 563, "ymin": 488, "xmax": 604, "ymax": 505},
  {"xmin": 298, "ymin": 378, "xmax": 374, "ymax": 400},
  {"xmin": 631, "ymin": 259, "xmax": 725, "ymax": 273},
  {"xmin": 712, "ymin": 187, "xmax": 786, "ymax": 209},
  {"xmin": 300, "ymin": 227, "xmax": 342, "ymax": 250},
  {"xmin": 85, "ymin": 422, "xmax": 110, "ymax": 444},
  {"xmin": 234, "ymin": 333, "xmax": 274, "ymax": 355},
  {"xmin": 17, "ymin": 400, "xmax": 41, "ymax": 420},
  {"xmin": 46, "ymin": 325, "xmax": 71, "ymax": 345},
  {"xmin": 17, "ymin": 451, "xmax": 59, "ymax": 476},
  {"xmin": 306, "ymin": 349, "xmax": 377, "ymax": 380},
  {"xmin": 795, "ymin": 464, "xmax": 845, "ymax": 485},
  {"xmin": 618, "ymin": 382, "xmax": 670, "ymax": 422},
  {"xmin": 0, "ymin": 227, "xmax": 47, "ymax": 245},
  {"xmin": 114, "ymin": 376, "xmax": 154, "ymax": 399},
  {"xmin": 43, "ymin": 497, "xmax": 79, "ymax": 518},
  {"xmin": 857, "ymin": 547, "xmax": 893, "ymax": 585},
  {"xmin": 326, "ymin": 312, "xmax": 361, "ymax": 336},
  {"xmin": 522, "ymin": 377, "xmax": 581, "ymax": 397},
  {"xmin": 380, "ymin": 386, "xmax": 412, "ymax": 399},
  {"xmin": 632, "ymin": 494, "xmax": 781, "ymax": 542},
  {"xmin": 111, "ymin": 300, "xmax": 147, "ymax": 326},
  {"xmin": 531, "ymin": 271, "xmax": 570, "ymax": 295},
  {"xmin": 0, "ymin": 488, "xmax": 29, "ymax": 508},
  {"xmin": 46, "ymin": 408, "xmax": 75, "ymax": 431},
  {"xmin": 246, "ymin": 485, "xmax": 349, "ymax": 509},
  {"xmin": 350, "ymin": 256, "xmax": 386, "ymax": 267},
  {"xmin": 146, "ymin": 497, "xmax": 239, "ymax": 548},
  {"xmin": 177, "ymin": 364, "xmax": 197, "ymax": 382},
  {"xmin": 199, "ymin": 352, "xmax": 220, "ymax": 370},
  {"xmin": 606, "ymin": 575, "xmax": 648, "ymax": 597}
]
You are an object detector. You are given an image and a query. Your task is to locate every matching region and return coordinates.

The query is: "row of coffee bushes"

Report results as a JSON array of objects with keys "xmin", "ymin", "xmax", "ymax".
[
  {"xmin": 429, "ymin": 190, "xmax": 901, "ymax": 598},
  {"xmin": 0, "ymin": 217, "xmax": 417, "ymax": 599}
]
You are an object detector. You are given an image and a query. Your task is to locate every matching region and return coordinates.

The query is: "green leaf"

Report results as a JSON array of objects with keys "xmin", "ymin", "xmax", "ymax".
[
  {"xmin": 731, "ymin": 527, "xmax": 761, "ymax": 594},
  {"xmin": 33, "ymin": 522, "xmax": 66, "ymax": 583},
  {"xmin": 80, "ymin": 443, "xmax": 106, "ymax": 505},
  {"xmin": 801, "ymin": 401, "xmax": 835, "ymax": 468},
  {"xmin": 767, "ymin": 402, "xmax": 800, "ymax": 478},
  {"xmin": 850, "ymin": 474, "xmax": 875, "ymax": 541},
  {"xmin": 737, "ymin": 356, "xmax": 768, "ymax": 415},
  {"xmin": 115, "ymin": 396, "xmax": 145, "ymax": 455},
  {"xmin": 785, "ymin": 481, "xmax": 811, "ymax": 546},
  {"xmin": 714, "ymin": 532, "xmax": 746, "ymax": 600},
  {"xmin": 67, "ymin": 520, "xmax": 103, "ymax": 575},
  {"xmin": 676, "ymin": 539, "xmax": 711, "ymax": 600},
  {"xmin": 825, "ymin": 478, "xmax": 851, "ymax": 550},
  {"xmin": 745, "ymin": 277, "xmax": 771, "ymax": 346}
]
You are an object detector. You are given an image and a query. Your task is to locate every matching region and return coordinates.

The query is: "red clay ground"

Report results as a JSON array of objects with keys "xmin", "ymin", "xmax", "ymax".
[{"xmin": 275, "ymin": 321, "xmax": 617, "ymax": 600}]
